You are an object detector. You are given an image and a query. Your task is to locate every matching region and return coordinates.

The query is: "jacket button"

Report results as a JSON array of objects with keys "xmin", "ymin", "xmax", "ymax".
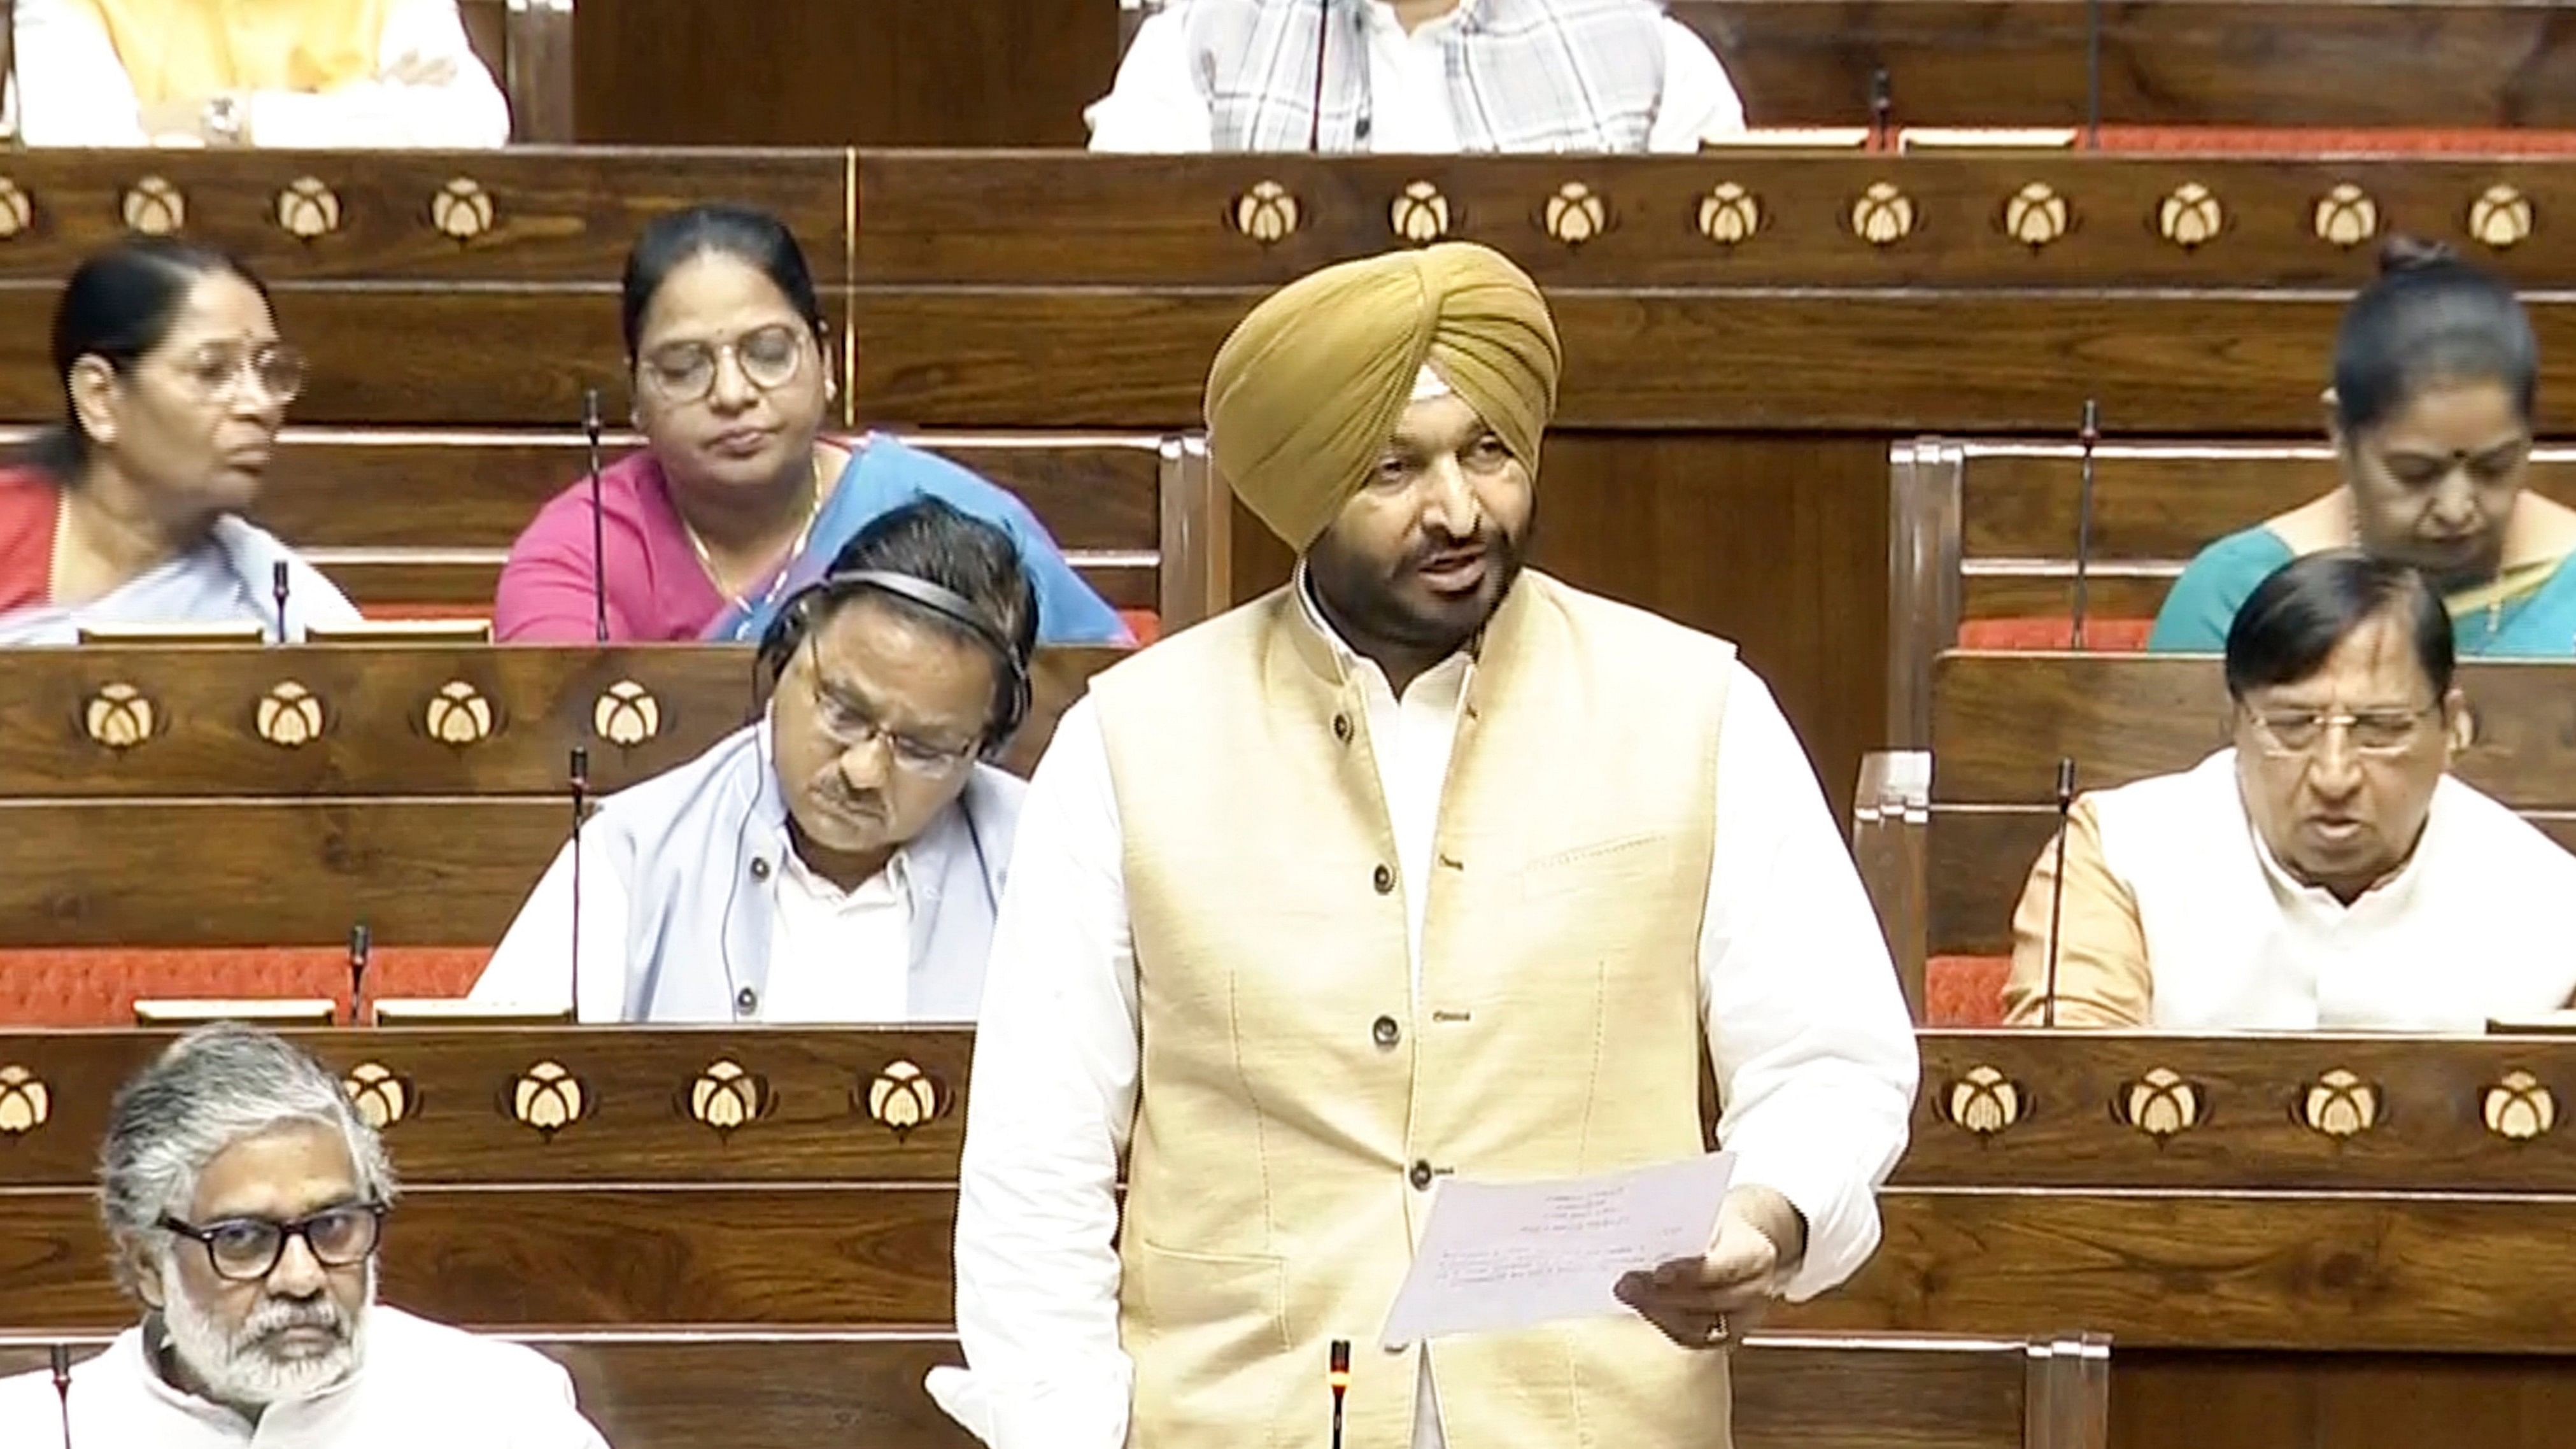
[
  {"xmin": 735, "ymin": 986, "xmax": 758, "ymax": 1016},
  {"xmin": 1408, "ymin": 1160, "xmax": 1434, "ymax": 1191},
  {"xmin": 749, "ymin": 856, "xmax": 772, "ymax": 881},
  {"xmin": 1373, "ymin": 1015, "xmax": 1401, "ymax": 1048},
  {"xmin": 1372, "ymin": 865, "xmax": 1394, "ymax": 894},
  {"xmin": 1332, "ymin": 713, "xmax": 1352, "ymax": 742}
]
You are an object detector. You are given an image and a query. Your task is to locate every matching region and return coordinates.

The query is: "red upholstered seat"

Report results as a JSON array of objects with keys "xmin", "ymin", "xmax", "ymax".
[
  {"xmin": 0, "ymin": 948, "xmax": 490, "ymax": 1026},
  {"xmin": 355, "ymin": 602, "xmax": 1168, "ymax": 642},
  {"xmin": 1955, "ymin": 617, "xmax": 2153, "ymax": 652},
  {"xmin": 1926, "ymin": 954, "xmax": 2009, "ymax": 1028}
]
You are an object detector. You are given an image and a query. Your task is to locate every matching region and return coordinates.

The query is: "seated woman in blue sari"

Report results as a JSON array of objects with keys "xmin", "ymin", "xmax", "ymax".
[
  {"xmin": 0, "ymin": 239, "xmax": 358, "ymax": 643},
  {"xmin": 2154, "ymin": 239, "xmax": 2576, "ymax": 656},
  {"xmin": 494, "ymin": 204, "xmax": 1129, "ymax": 647}
]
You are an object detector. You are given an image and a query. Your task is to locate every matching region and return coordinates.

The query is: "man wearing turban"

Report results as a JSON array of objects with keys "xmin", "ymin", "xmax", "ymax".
[{"xmin": 935, "ymin": 243, "xmax": 1918, "ymax": 1449}]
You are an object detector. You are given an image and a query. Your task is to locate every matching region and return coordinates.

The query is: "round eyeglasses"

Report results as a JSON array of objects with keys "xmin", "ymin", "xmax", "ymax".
[
  {"xmin": 169, "ymin": 341, "xmax": 308, "ymax": 405},
  {"xmin": 157, "ymin": 1202, "xmax": 386, "ymax": 1282},
  {"xmin": 639, "ymin": 323, "xmax": 809, "ymax": 404}
]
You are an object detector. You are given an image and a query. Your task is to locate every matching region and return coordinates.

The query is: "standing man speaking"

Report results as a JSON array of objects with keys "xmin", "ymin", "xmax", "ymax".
[{"xmin": 937, "ymin": 243, "xmax": 1918, "ymax": 1449}]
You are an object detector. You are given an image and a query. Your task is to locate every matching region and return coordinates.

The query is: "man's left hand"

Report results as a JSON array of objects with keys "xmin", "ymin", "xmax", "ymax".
[{"xmin": 1613, "ymin": 1185, "xmax": 1808, "ymax": 1350}]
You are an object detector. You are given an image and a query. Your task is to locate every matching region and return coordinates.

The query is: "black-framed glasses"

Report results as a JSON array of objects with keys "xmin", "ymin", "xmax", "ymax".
[
  {"xmin": 800, "ymin": 637, "xmax": 978, "ymax": 777},
  {"xmin": 157, "ymin": 1202, "xmax": 386, "ymax": 1282},
  {"xmin": 639, "ymin": 323, "xmax": 808, "ymax": 404},
  {"xmin": 167, "ymin": 341, "xmax": 308, "ymax": 405}
]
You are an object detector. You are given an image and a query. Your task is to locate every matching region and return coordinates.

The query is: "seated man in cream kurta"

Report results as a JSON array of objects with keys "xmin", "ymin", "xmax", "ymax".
[
  {"xmin": 933, "ymin": 243, "xmax": 1919, "ymax": 1449},
  {"xmin": 0, "ymin": 1024, "xmax": 611, "ymax": 1448},
  {"xmin": 2006, "ymin": 548, "xmax": 2576, "ymax": 1031}
]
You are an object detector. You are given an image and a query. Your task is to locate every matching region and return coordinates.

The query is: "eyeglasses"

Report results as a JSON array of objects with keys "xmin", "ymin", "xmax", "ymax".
[
  {"xmin": 2245, "ymin": 703, "xmax": 2440, "ymax": 757},
  {"xmin": 639, "ymin": 323, "xmax": 809, "ymax": 404},
  {"xmin": 168, "ymin": 341, "xmax": 307, "ymax": 405},
  {"xmin": 157, "ymin": 1202, "xmax": 385, "ymax": 1283},
  {"xmin": 800, "ymin": 640, "xmax": 978, "ymax": 777}
]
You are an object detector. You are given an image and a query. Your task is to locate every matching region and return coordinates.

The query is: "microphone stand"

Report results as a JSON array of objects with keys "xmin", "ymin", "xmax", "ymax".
[
  {"xmin": 583, "ymin": 388, "xmax": 608, "ymax": 644},
  {"xmin": 2072, "ymin": 399, "xmax": 2099, "ymax": 649},
  {"xmin": 568, "ymin": 746, "xmax": 589, "ymax": 1023},
  {"xmin": 51, "ymin": 1343, "xmax": 72, "ymax": 1448},
  {"xmin": 271, "ymin": 560, "xmax": 290, "ymax": 643},
  {"xmin": 346, "ymin": 923, "xmax": 371, "ymax": 1027},
  {"xmin": 1869, "ymin": 67, "xmax": 1892, "ymax": 150},
  {"xmin": 1327, "ymin": 1339, "xmax": 1351, "ymax": 1449},
  {"xmin": 2043, "ymin": 758, "xmax": 2076, "ymax": 1029},
  {"xmin": 1307, "ymin": 0, "xmax": 1329, "ymax": 153}
]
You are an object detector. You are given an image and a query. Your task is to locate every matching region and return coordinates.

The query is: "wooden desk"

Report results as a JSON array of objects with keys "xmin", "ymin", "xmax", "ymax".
[{"xmin": 0, "ymin": 1326, "xmax": 2109, "ymax": 1449}]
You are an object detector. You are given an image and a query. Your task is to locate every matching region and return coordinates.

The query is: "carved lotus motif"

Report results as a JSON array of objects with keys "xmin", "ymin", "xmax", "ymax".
[
  {"xmin": 1541, "ymin": 182, "xmax": 1609, "ymax": 246},
  {"xmin": 83, "ymin": 682, "xmax": 157, "ymax": 750},
  {"xmin": 2482, "ymin": 1070, "xmax": 2556, "ymax": 1142},
  {"xmin": 1850, "ymin": 181, "xmax": 1916, "ymax": 246},
  {"xmin": 2003, "ymin": 181, "xmax": 2069, "ymax": 249},
  {"xmin": 122, "ymin": 176, "xmax": 185, "ymax": 236},
  {"xmin": 275, "ymin": 177, "xmax": 343, "ymax": 240},
  {"xmin": 256, "ymin": 681, "xmax": 326, "ymax": 748},
  {"xmin": 504, "ymin": 1061, "xmax": 588, "ymax": 1137},
  {"xmin": 684, "ymin": 1059, "xmax": 774, "ymax": 1136},
  {"xmin": 2312, "ymin": 182, "xmax": 2379, "ymax": 249},
  {"xmin": 1229, "ymin": 181, "xmax": 1302, "ymax": 245},
  {"xmin": 1389, "ymin": 181, "xmax": 1450, "ymax": 244},
  {"xmin": 861, "ymin": 1060, "xmax": 949, "ymax": 1140},
  {"xmin": 1697, "ymin": 183, "xmax": 1761, "ymax": 247},
  {"xmin": 592, "ymin": 680, "xmax": 661, "ymax": 747},
  {"xmin": 2157, "ymin": 182, "xmax": 2225, "ymax": 250},
  {"xmin": 2469, "ymin": 184, "xmax": 2535, "ymax": 250},
  {"xmin": 342, "ymin": 1062, "xmax": 417, "ymax": 1130},
  {"xmin": 0, "ymin": 1065, "xmax": 51, "ymax": 1136},
  {"xmin": 430, "ymin": 178, "xmax": 495, "ymax": 241},
  {"xmin": 423, "ymin": 681, "xmax": 495, "ymax": 746},
  {"xmin": 2116, "ymin": 1066, "xmax": 2203, "ymax": 1139},
  {"xmin": 1938, "ymin": 1064, "xmax": 2023, "ymax": 1136},
  {"xmin": 2299, "ymin": 1068, "xmax": 2381, "ymax": 1139},
  {"xmin": 0, "ymin": 178, "xmax": 36, "ymax": 239}
]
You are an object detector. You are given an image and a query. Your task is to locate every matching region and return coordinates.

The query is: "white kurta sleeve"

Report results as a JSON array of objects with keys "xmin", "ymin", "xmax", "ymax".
[
  {"xmin": 1697, "ymin": 664, "xmax": 1919, "ymax": 1301},
  {"xmin": 1083, "ymin": 10, "xmax": 1215, "ymax": 153},
  {"xmin": 10, "ymin": 0, "xmax": 150, "ymax": 146},
  {"xmin": 937, "ymin": 696, "xmax": 1141, "ymax": 1449},
  {"xmin": 1646, "ymin": 15, "xmax": 1747, "ymax": 150},
  {"xmin": 471, "ymin": 834, "xmax": 636, "ymax": 1023},
  {"xmin": 514, "ymin": 1360, "xmax": 615, "ymax": 1449},
  {"xmin": 246, "ymin": 0, "xmax": 511, "ymax": 148}
]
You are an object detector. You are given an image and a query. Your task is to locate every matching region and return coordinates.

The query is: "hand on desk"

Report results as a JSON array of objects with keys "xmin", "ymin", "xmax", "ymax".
[{"xmin": 1614, "ymin": 1184, "xmax": 1808, "ymax": 1351}]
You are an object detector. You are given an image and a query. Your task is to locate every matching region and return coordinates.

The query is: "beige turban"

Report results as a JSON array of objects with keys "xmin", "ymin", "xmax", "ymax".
[{"xmin": 1205, "ymin": 243, "xmax": 1562, "ymax": 551}]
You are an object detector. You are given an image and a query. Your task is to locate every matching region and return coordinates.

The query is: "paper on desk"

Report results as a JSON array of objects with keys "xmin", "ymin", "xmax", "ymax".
[{"xmin": 1380, "ymin": 1152, "xmax": 1734, "ymax": 1348}]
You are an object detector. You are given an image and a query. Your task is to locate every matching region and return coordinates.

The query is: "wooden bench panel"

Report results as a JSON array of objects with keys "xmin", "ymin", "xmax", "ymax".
[
  {"xmin": 0, "ymin": 645, "xmax": 1121, "ymax": 799},
  {"xmin": 0, "ymin": 150, "xmax": 846, "ymax": 283},
  {"xmin": 1672, "ymin": 1, "xmax": 2576, "ymax": 129},
  {"xmin": 1926, "ymin": 806, "xmax": 2576, "ymax": 956},
  {"xmin": 1931, "ymin": 654, "xmax": 2576, "ymax": 806},
  {"xmin": 0, "ymin": 1327, "xmax": 2081, "ymax": 1449}
]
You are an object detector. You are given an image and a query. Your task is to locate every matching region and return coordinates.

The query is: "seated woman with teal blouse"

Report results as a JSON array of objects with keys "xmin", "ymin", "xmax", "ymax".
[{"xmin": 2153, "ymin": 239, "xmax": 2576, "ymax": 656}]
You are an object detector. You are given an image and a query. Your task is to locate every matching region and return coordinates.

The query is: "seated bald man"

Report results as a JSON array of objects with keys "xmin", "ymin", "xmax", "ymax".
[
  {"xmin": 937, "ymin": 242, "xmax": 1916, "ymax": 1449},
  {"xmin": 0, "ymin": 1023, "xmax": 611, "ymax": 1448},
  {"xmin": 2006, "ymin": 549, "xmax": 2576, "ymax": 1030}
]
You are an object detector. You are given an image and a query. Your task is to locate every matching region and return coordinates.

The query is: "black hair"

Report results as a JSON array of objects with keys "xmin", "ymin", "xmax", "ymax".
[
  {"xmin": 2332, "ymin": 236, "xmax": 2537, "ymax": 435},
  {"xmin": 2224, "ymin": 548, "xmax": 2454, "ymax": 702},
  {"xmin": 757, "ymin": 497, "xmax": 1042, "ymax": 747},
  {"xmin": 619, "ymin": 204, "xmax": 827, "ymax": 360},
  {"xmin": 24, "ymin": 238, "xmax": 271, "ymax": 479}
]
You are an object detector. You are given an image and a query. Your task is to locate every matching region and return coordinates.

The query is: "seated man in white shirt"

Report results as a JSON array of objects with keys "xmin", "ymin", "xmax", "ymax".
[
  {"xmin": 11, "ymin": 0, "xmax": 510, "ymax": 148},
  {"xmin": 1089, "ymin": 0, "xmax": 1745, "ymax": 153},
  {"xmin": 0, "ymin": 1023, "xmax": 612, "ymax": 1449},
  {"xmin": 2005, "ymin": 548, "xmax": 2576, "ymax": 1031},
  {"xmin": 472, "ymin": 498, "xmax": 1037, "ymax": 1022}
]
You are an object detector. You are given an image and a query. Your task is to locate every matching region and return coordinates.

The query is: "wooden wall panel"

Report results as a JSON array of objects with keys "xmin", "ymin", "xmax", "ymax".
[
  {"xmin": 573, "ymin": 1, "xmax": 1113, "ymax": 146},
  {"xmin": 2112, "ymin": 1350, "xmax": 2576, "ymax": 1449}
]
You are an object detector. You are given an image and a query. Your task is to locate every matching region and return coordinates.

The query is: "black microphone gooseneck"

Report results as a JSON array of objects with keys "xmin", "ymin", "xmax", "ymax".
[
  {"xmin": 271, "ymin": 559, "xmax": 290, "ymax": 643},
  {"xmin": 51, "ymin": 1342, "xmax": 73, "ymax": 1448},
  {"xmin": 1307, "ymin": 0, "xmax": 1330, "ymax": 152},
  {"xmin": 1327, "ymin": 1338, "xmax": 1352, "ymax": 1449},
  {"xmin": 569, "ymin": 746, "xmax": 590, "ymax": 1022},
  {"xmin": 2042, "ymin": 758, "xmax": 2077, "ymax": 1029},
  {"xmin": 1869, "ymin": 67, "xmax": 1892, "ymax": 149},
  {"xmin": 2072, "ymin": 399, "xmax": 2099, "ymax": 649},
  {"xmin": 583, "ymin": 388, "xmax": 608, "ymax": 644},
  {"xmin": 347, "ymin": 922, "xmax": 371, "ymax": 1027}
]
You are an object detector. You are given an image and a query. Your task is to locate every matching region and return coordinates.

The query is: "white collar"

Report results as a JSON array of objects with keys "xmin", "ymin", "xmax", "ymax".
[
  {"xmin": 127, "ymin": 1314, "xmax": 369, "ymax": 1437},
  {"xmin": 1292, "ymin": 562, "xmax": 1476, "ymax": 693},
  {"xmin": 777, "ymin": 827, "xmax": 912, "ymax": 907},
  {"xmin": 2235, "ymin": 763, "xmax": 2438, "ymax": 918}
]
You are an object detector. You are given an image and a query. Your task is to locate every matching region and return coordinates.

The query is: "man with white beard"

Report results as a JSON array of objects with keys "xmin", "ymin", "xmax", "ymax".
[{"xmin": 0, "ymin": 1023, "xmax": 614, "ymax": 1448}]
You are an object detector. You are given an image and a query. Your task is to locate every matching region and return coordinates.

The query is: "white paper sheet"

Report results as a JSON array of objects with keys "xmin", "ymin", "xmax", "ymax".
[{"xmin": 1379, "ymin": 1153, "xmax": 1735, "ymax": 1348}]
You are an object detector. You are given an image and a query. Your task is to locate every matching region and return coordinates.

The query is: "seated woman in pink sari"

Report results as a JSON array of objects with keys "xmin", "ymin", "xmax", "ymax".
[
  {"xmin": 0, "ymin": 239, "xmax": 357, "ymax": 644},
  {"xmin": 495, "ymin": 205, "xmax": 1128, "ymax": 646}
]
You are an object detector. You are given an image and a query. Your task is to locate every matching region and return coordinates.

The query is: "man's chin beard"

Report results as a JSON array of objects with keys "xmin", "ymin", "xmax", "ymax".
[{"xmin": 161, "ymin": 1269, "xmax": 371, "ymax": 1410}]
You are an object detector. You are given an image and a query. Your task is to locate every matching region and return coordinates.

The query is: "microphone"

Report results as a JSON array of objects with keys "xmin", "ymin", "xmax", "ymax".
[
  {"xmin": 271, "ymin": 559, "xmax": 290, "ymax": 643},
  {"xmin": 1327, "ymin": 1338, "xmax": 1351, "ymax": 1449},
  {"xmin": 1869, "ymin": 67, "xmax": 1892, "ymax": 149},
  {"xmin": 568, "ymin": 746, "xmax": 589, "ymax": 1023},
  {"xmin": 2071, "ymin": 399, "xmax": 2099, "ymax": 649},
  {"xmin": 2084, "ymin": 0, "xmax": 2104, "ymax": 150},
  {"xmin": 346, "ymin": 923, "xmax": 371, "ymax": 1026},
  {"xmin": 2042, "ymin": 758, "xmax": 2076, "ymax": 1029},
  {"xmin": 583, "ymin": 387, "xmax": 608, "ymax": 644},
  {"xmin": 50, "ymin": 1342, "xmax": 71, "ymax": 1448},
  {"xmin": 1307, "ymin": 0, "xmax": 1329, "ymax": 152},
  {"xmin": 7, "ymin": 2, "xmax": 23, "ymax": 152}
]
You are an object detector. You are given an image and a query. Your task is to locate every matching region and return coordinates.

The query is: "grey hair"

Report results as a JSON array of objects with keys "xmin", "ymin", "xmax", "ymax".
[{"xmin": 97, "ymin": 1023, "xmax": 399, "ymax": 1292}]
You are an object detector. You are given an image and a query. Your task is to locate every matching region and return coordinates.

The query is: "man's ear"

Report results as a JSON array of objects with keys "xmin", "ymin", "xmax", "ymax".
[
  {"xmin": 128, "ymin": 1238, "xmax": 169, "ymax": 1310},
  {"xmin": 68, "ymin": 356, "xmax": 122, "ymax": 453},
  {"xmin": 2444, "ymin": 688, "xmax": 2475, "ymax": 754}
]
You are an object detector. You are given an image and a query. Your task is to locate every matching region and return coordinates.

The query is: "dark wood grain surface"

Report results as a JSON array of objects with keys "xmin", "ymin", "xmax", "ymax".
[
  {"xmin": 1676, "ymin": 0, "xmax": 2576, "ymax": 129},
  {"xmin": 0, "ymin": 1028, "xmax": 976, "ymax": 1187},
  {"xmin": 1930, "ymin": 653, "xmax": 2576, "ymax": 804},
  {"xmin": 2111, "ymin": 1348, "xmax": 2576, "ymax": 1449},
  {"xmin": 0, "ymin": 1327, "xmax": 2056, "ymax": 1449}
]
